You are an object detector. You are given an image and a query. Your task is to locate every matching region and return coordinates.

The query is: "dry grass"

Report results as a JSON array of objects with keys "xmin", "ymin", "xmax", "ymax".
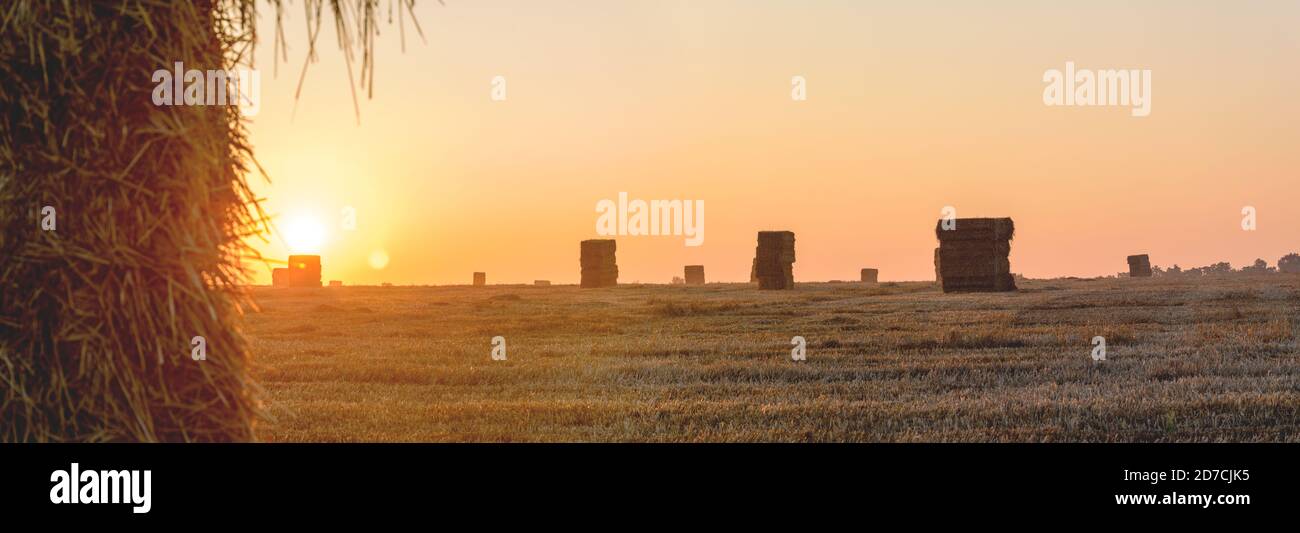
[{"xmin": 248, "ymin": 275, "xmax": 1300, "ymax": 442}]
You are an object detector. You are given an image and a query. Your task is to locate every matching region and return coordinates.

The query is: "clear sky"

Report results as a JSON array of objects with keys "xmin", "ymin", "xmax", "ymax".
[{"xmin": 244, "ymin": 0, "xmax": 1300, "ymax": 285}]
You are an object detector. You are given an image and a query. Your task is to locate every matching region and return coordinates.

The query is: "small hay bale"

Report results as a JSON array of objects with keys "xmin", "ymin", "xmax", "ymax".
[
  {"xmin": 684, "ymin": 265, "xmax": 705, "ymax": 285},
  {"xmin": 860, "ymin": 268, "xmax": 879, "ymax": 283},
  {"xmin": 1127, "ymin": 254, "xmax": 1152, "ymax": 278},
  {"xmin": 473, "ymin": 272, "xmax": 486, "ymax": 286},
  {"xmin": 272, "ymin": 268, "xmax": 290, "ymax": 287}
]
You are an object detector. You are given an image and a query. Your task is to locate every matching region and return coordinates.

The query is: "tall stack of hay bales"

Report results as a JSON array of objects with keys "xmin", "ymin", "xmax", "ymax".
[
  {"xmin": 0, "ymin": 2, "xmax": 268, "ymax": 441},
  {"xmin": 580, "ymin": 239, "xmax": 618, "ymax": 288},
  {"xmin": 684, "ymin": 265, "xmax": 705, "ymax": 285},
  {"xmin": 750, "ymin": 258, "xmax": 758, "ymax": 283},
  {"xmin": 473, "ymin": 272, "xmax": 486, "ymax": 286},
  {"xmin": 1127, "ymin": 255, "xmax": 1152, "ymax": 277},
  {"xmin": 287, "ymin": 255, "xmax": 322, "ymax": 288},
  {"xmin": 754, "ymin": 231, "xmax": 796, "ymax": 290},
  {"xmin": 861, "ymin": 268, "xmax": 879, "ymax": 283},
  {"xmin": 272, "ymin": 268, "xmax": 290, "ymax": 287},
  {"xmin": 934, "ymin": 218, "xmax": 1016, "ymax": 292}
]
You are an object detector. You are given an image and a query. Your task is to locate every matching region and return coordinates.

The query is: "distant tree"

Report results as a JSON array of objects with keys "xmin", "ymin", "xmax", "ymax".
[
  {"xmin": 1208, "ymin": 262, "xmax": 1233, "ymax": 274},
  {"xmin": 1167, "ymin": 264, "xmax": 1182, "ymax": 275},
  {"xmin": 1280, "ymin": 253, "xmax": 1300, "ymax": 273},
  {"xmin": 1242, "ymin": 259, "xmax": 1274, "ymax": 274}
]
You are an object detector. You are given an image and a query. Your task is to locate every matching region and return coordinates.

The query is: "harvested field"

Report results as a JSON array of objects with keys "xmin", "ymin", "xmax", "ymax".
[{"xmin": 248, "ymin": 275, "xmax": 1300, "ymax": 442}]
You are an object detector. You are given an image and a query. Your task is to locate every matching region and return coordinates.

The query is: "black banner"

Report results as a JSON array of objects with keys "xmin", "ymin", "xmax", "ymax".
[{"xmin": 0, "ymin": 444, "xmax": 1289, "ymax": 522}]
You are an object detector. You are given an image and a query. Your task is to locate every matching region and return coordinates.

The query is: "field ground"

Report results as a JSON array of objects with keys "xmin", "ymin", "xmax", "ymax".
[{"xmin": 248, "ymin": 276, "xmax": 1300, "ymax": 442}]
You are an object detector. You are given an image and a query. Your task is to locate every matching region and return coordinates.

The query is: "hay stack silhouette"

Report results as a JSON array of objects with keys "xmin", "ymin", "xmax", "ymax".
[
  {"xmin": 535, "ymin": 280, "xmax": 551, "ymax": 286},
  {"xmin": 272, "ymin": 268, "xmax": 289, "ymax": 287},
  {"xmin": 287, "ymin": 255, "xmax": 322, "ymax": 287},
  {"xmin": 861, "ymin": 268, "xmax": 879, "ymax": 283},
  {"xmin": 1127, "ymin": 255, "xmax": 1152, "ymax": 277},
  {"xmin": 473, "ymin": 272, "xmax": 486, "ymax": 286},
  {"xmin": 754, "ymin": 231, "xmax": 796, "ymax": 289},
  {"xmin": 580, "ymin": 239, "xmax": 618, "ymax": 288},
  {"xmin": 934, "ymin": 218, "xmax": 1016, "ymax": 292},
  {"xmin": 684, "ymin": 265, "xmax": 705, "ymax": 285}
]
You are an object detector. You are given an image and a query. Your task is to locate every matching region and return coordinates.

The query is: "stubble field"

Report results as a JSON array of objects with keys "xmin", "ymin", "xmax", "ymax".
[{"xmin": 247, "ymin": 276, "xmax": 1300, "ymax": 442}]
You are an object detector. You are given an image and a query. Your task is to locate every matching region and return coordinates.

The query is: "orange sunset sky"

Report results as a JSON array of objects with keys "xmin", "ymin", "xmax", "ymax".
[{"xmin": 245, "ymin": 0, "xmax": 1300, "ymax": 285}]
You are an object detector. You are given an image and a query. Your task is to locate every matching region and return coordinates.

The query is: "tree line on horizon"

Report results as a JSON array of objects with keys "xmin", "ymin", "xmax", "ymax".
[{"xmin": 1120, "ymin": 253, "xmax": 1300, "ymax": 278}]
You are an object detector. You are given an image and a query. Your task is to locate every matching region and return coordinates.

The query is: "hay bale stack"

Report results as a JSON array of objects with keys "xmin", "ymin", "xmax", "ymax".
[
  {"xmin": 287, "ymin": 255, "xmax": 321, "ymax": 288},
  {"xmin": 534, "ymin": 280, "xmax": 551, "ymax": 286},
  {"xmin": 1127, "ymin": 255, "xmax": 1152, "ymax": 277},
  {"xmin": 327, "ymin": 280, "xmax": 343, "ymax": 287},
  {"xmin": 272, "ymin": 268, "xmax": 290, "ymax": 287},
  {"xmin": 934, "ymin": 247, "xmax": 943, "ymax": 285},
  {"xmin": 473, "ymin": 272, "xmax": 486, "ymax": 286},
  {"xmin": 754, "ymin": 231, "xmax": 796, "ymax": 290},
  {"xmin": 934, "ymin": 218, "xmax": 1016, "ymax": 292},
  {"xmin": 750, "ymin": 258, "xmax": 758, "ymax": 283},
  {"xmin": 861, "ymin": 268, "xmax": 879, "ymax": 283},
  {"xmin": 684, "ymin": 265, "xmax": 705, "ymax": 285},
  {"xmin": 580, "ymin": 239, "xmax": 618, "ymax": 288},
  {"xmin": 0, "ymin": 2, "xmax": 270, "ymax": 441}
]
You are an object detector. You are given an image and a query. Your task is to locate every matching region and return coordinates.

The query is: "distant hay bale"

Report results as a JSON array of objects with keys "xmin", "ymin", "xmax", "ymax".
[
  {"xmin": 860, "ymin": 268, "xmax": 879, "ymax": 283},
  {"xmin": 534, "ymin": 280, "xmax": 551, "ymax": 286},
  {"xmin": 754, "ymin": 231, "xmax": 796, "ymax": 290},
  {"xmin": 287, "ymin": 255, "xmax": 322, "ymax": 287},
  {"xmin": 327, "ymin": 280, "xmax": 343, "ymax": 287},
  {"xmin": 934, "ymin": 218, "xmax": 1016, "ymax": 292},
  {"xmin": 272, "ymin": 268, "xmax": 290, "ymax": 287},
  {"xmin": 473, "ymin": 272, "xmax": 486, "ymax": 286},
  {"xmin": 1127, "ymin": 254, "xmax": 1152, "ymax": 278},
  {"xmin": 684, "ymin": 265, "xmax": 705, "ymax": 285},
  {"xmin": 580, "ymin": 239, "xmax": 618, "ymax": 288}
]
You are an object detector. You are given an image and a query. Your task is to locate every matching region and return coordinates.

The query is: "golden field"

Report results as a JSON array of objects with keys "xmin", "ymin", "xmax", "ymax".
[{"xmin": 247, "ymin": 276, "xmax": 1300, "ymax": 442}]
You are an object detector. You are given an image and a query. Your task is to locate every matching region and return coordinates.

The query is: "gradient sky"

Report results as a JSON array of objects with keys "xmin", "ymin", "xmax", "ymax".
[{"xmin": 244, "ymin": 0, "xmax": 1300, "ymax": 285}]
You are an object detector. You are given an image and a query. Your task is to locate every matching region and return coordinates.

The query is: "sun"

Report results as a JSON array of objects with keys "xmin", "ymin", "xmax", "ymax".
[{"xmin": 281, "ymin": 213, "xmax": 327, "ymax": 254}]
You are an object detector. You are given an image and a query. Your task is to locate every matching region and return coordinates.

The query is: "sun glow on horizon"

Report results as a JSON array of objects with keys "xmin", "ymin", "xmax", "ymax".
[{"xmin": 280, "ymin": 213, "xmax": 328, "ymax": 255}]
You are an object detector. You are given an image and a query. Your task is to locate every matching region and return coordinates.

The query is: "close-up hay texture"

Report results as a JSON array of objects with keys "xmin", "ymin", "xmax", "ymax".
[{"xmin": 0, "ymin": 0, "xmax": 408, "ymax": 442}]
